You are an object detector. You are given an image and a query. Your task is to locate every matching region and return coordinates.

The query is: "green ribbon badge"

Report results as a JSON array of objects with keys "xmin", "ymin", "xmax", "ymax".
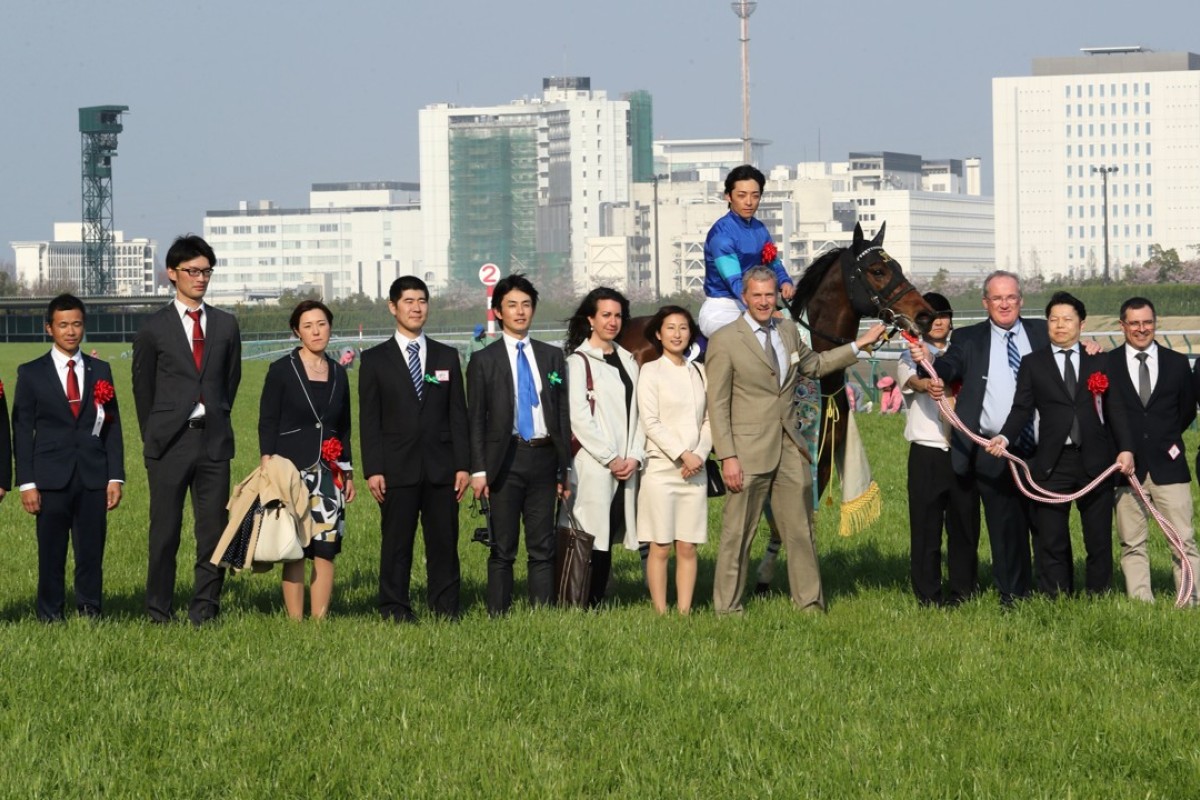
[
  {"xmin": 423, "ymin": 373, "xmax": 440, "ymax": 385},
  {"xmin": 548, "ymin": 371, "xmax": 562, "ymax": 386}
]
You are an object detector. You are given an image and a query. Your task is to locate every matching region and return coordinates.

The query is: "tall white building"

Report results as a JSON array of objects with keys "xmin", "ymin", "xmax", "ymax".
[
  {"xmin": 994, "ymin": 47, "xmax": 1200, "ymax": 280},
  {"xmin": 11, "ymin": 223, "xmax": 156, "ymax": 295},
  {"xmin": 202, "ymin": 182, "xmax": 423, "ymax": 302},
  {"xmin": 418, "ymin": 77, "xmax": 636, "ymax": 290}
]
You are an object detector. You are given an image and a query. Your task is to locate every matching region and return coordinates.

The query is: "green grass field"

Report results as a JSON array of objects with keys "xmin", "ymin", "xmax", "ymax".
[{"xmin": 1, "ymin": 341, "xmax": 1198, "ymax": 798}]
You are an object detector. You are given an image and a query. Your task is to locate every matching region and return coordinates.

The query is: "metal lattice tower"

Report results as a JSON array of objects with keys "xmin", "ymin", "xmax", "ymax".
[{"xmin": 79, "ymin": 105, "xmax": 128, "ymax": 296}]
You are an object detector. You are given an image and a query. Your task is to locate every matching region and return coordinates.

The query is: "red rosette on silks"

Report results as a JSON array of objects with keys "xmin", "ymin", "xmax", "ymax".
[
  {"xmin": 761, "ymin": 241, "xmax": 778, "ymax": 266},
  {"xmin": 93, "ymin": 379, "xmax": 115, "ymax": 407}
]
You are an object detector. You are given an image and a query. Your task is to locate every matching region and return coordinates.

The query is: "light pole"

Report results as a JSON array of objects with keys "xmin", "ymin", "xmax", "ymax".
[
  {"xmin": 731, "ymin": 0, "xmax": 757, "ymax": 165},
  {"xmin": 1091, "ymin": 164, "xmax": 1117, "ymax": 282}
]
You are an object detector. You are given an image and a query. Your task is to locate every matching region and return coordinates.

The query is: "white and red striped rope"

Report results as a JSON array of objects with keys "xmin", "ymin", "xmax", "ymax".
[{"xmin": 905, "ymin": 335, "xmax": 1194, "ymax": 608}]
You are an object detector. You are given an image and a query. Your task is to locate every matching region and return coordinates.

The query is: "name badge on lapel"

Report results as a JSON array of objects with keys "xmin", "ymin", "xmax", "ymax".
[
  {"xmin": 789, "ymin": 351, "xmax": 800, "ymax": 366},
  {"xmin": 435, "ymin": 369, "xmax": 450, "ymax": 382}
]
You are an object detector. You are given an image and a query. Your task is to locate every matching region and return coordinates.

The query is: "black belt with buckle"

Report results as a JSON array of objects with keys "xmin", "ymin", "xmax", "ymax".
[
  {"xmin": 515, "ymin": 435, "xmax": 552, "ymax": 448},
  {"xmin": 187, "ymin": 418, "xmax": 206, "ymax": 429}
]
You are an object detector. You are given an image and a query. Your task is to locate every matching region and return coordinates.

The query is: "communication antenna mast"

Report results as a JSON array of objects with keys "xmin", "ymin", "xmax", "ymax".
[
  {"xmin": 731, "ymin": 0, "xmax": 757, "ymax": 165},
  {"xmin": 79, "ymin": 105, "xmax": 128, "ymax": 296}
]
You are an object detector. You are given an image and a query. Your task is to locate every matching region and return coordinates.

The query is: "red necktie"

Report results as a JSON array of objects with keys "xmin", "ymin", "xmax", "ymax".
[
  {"xmin": 186, "ymin": 309, "xmax": 204, "ymax": 370},
  {"xmin": 66, "ymin": 358, "xmax": 80, "ymax": 418}
]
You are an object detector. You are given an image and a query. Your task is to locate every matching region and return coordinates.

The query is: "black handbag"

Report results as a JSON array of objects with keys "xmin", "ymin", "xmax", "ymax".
[
  {"xmin": 555, "ymin": 507, "xmax": 594, "ymax": 607},
  {"xmin": 705, "ymin": 457, "xmax": 727, "ymax": 498}
]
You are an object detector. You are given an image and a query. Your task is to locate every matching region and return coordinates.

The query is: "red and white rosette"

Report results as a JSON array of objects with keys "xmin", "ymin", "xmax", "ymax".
[
  {"xmin": 320, "ymin": 437, "xmax": 348, "ymax": 490},
  {"xmin": 1087, "ymin": 372, "xmax": 1109, "ymax": 425},
  {"xmin": 92, "ymin": 379, "xmax": 115, "ymax": 436}
]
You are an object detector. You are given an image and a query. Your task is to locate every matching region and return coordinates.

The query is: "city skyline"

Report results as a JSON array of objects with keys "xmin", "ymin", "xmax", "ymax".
[{"xmin": 3, "ymin": 0, "xmax": 1197, "ymax": 268}]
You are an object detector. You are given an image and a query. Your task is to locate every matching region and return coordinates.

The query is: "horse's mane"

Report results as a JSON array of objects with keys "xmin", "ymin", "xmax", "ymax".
[{"xmin": 792, "ymin": 247, "xmax": 846, "ymax": 311}]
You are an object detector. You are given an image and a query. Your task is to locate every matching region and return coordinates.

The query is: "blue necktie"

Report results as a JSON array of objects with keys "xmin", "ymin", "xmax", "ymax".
[
  {"xmin": 1007, "ymin": 331, "xmax": 1036, "ymax": 453},
  {"xmin": 516, "ymin": 342, "xmax": 539, "ymax": 440},
  {"xmin": 407, "ymin": 341, "xmax": 423, "ymax": 402}
]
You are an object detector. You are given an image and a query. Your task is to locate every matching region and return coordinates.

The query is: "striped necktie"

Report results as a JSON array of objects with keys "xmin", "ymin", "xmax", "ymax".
[
  {"xmin": 1006, "ymin": 331, "xmax": 1036, "ymax": 453},
  {"xmin": 407, "ymin": 340, "xmax": 423, "ymax": 402}
]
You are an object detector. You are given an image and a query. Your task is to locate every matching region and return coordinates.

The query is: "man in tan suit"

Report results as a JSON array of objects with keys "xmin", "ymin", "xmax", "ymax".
[{"xmin": 707, "ymin": 267, "xmax": 887, "ymax": 613}]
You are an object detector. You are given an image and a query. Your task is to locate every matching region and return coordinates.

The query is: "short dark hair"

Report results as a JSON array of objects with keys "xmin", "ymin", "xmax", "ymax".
[
  {"xmin": 1119, "ymin": 296, "xmax": 1156, "ymax": 321},
  {"xmin": 289, "ymin": 299, "xmax": 333, "ymax": 332},
  {"xmin": 46, "ymin": 293, "xmax": 86, "ymax": 325},
  {"xmin": 389, "ymin": 275, "xmax": 429, "ymax": 303},
  {"xmin": 922, "ymin": 291, "xmax": 953, "ymax": 320},
  {"xmin": 492, "ymin": 272, "xmax": 539, "ymax": 311},
  {"xmin": 1045, "ymin": 291, "xmax": 1086, "ymax": 321},
  {"xmin": 165, "ymin": 235, "xmax": 216, "ymax": 270},
  {"xmin": 644, "ymin": 305, "xmax": 698, "ymax": 355},
  {"xmin": 565, "ymin": 287, "xmax": 630, "ymax": 353},
  {"xmin": 724, "ymin": 164, "xmax": 765, "ymax": 195}
]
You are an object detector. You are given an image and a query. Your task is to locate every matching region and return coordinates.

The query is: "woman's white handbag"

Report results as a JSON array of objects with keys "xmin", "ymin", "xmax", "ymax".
[{"xmin": 253, "ymin": 500, "xmax": 305, "ymax": 562}]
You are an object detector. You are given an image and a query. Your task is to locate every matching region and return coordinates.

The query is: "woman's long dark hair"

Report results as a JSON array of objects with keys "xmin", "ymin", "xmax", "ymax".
[{"xmin": 564, "ymin": 287, "xmax": 630, "ymax": 353}]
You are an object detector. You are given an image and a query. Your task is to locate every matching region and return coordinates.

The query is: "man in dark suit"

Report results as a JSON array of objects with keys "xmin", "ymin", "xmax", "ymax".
[
  {"xmin": 909, "ymin": 270, "xmax": 1049, "ymax": 605},
  {"xmin": 986, "ymin": 292, "xmax": 1134, "ymax": 597},
  {"xmin": 132, "ymin": 235, "xmax": 242, "ymax": 625},
  {"xmin": 13, "ymin": 294, "xmax": 124, "ymax": 621},
  {"xmin": 1111, "ymin": 297, "xmax": 1199, "ymax": 604},
  {"xmin": 360, "ymin": 276, "xmax": 469, "ymax": 622},
  {"xmin": 468, "ymin": 273, "xmax": 572, "ymax": 616}
]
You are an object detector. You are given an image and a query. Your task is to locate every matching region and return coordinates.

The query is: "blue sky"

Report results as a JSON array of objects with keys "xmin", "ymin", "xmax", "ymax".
[{"xmin": 2, "ymin": 0, "xmax": 1197, "ymax": 259}]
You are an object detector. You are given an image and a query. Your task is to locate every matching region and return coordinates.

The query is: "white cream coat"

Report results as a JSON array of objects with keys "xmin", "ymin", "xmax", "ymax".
[{"xmin": 564, "ymin": 340, "xmax": 645, "ymax": 551}]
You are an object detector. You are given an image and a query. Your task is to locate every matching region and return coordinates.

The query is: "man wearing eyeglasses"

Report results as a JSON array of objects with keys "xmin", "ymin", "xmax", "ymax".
[
  {"xmin": 907, "ymin": 271, "xmax": 1048, "ymax": 607},
  {"xmin": 132, "ymin": 234, "xmax": 242, "ymax": 626},
  {"xmin": 1111, "ymin": 297, "xmax": 1199, "ymax": 604}
]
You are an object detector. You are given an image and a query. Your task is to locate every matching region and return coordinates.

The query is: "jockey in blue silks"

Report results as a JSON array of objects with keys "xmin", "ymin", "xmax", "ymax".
[{"xmin": 698, "ymin": 164, "xmax": 794, "ymax": 338}]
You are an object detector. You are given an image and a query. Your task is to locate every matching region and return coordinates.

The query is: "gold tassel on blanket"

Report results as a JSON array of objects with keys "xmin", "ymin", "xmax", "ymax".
[{"xmin": 834, "ymin": 408, "xmax": 881, "ymax": 537}]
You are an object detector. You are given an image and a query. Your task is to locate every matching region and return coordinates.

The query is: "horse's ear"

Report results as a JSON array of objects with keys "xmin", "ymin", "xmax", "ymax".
[
  {"xmin": 852, "ymin": 222, "xmax": 865, "ymax": 249},
  {"xmin": 871, "ymin": 221, "xmax": 887, "ymax": 247}
]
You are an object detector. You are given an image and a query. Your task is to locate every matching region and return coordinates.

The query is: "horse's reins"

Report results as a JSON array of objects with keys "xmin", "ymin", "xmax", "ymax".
[{"xmin": 904, "ymin": 331, "xmax": 1195, "ymax": 608}]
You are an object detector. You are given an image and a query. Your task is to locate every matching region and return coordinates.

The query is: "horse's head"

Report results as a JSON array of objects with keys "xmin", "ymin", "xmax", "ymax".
[{"xmin": 841, "ymin": 222, "xmax": 933, "ymax": 335}]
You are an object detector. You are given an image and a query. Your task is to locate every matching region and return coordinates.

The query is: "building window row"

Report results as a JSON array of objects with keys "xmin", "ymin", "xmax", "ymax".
[
  {"xmin": 1067, "ymin": 82, "xmax": 1151, "ymax": 99},
  {"xmin": 1065, "ymin": 103, "xmax": 1152, "ymax": 118}
]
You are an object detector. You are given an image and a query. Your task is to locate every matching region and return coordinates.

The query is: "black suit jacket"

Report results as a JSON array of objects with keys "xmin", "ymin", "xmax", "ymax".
[
  {"xmin": 13, "ymin": 352, "xmax": 125, "ymax": 491},
  {"xmin": 1110, "ymin": 344, "xmax": 1195, "ymax": 485},
  {"xmin": 359, "ymin": 336, "xmax": 468, "ymax": 487},
  {"xmin": 0, "ymin": 382, "xmax": 11, "ymax": 491},
  {"xmin": 132, "ymin": 303, "xmax": 242, "ymax": 460},
  {"xmin": 466, "ymin": 337, "xmax": 571, "ymax": 483},
  {"xmin": 259, "ymin": 350, "xmax": 353, "ymax": 471},
  {"xmin": 1000, "ymin": 347, "xmax": 1133, "ymax": 480},
  {"xmin": 934, "ymin": 317, "xmax": 1050, "ymax": 477}
]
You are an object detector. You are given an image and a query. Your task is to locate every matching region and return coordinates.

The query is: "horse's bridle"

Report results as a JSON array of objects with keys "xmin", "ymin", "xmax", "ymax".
[{"xmin": 792, "ymin": 246, "xmax": 922, "ymax": 346}]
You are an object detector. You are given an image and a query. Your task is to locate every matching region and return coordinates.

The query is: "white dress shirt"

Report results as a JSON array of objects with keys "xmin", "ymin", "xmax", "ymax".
[
  {"xmin": 981, "ymin": 319, "xmax": 1033, "ymax": 438},
  {"xmin": 502, "ymin": 332, "xmax": 547, "ymax": 438},
  {"xmin": 1124, "ymin": 341, "xmax": 1159, "ymax": 397},
  {"xmin": 174, "ymin": 298, "xmax": 207, "ymax": 419},
  {"xmin": 394, "ymin": 330, "xmax": 427, "ymax": 377}
]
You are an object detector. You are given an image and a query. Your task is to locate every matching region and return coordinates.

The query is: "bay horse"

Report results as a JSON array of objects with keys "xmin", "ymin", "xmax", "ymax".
[{"xmin": 618, "ymin": 221, "xmax": 934, "ymax": 589}]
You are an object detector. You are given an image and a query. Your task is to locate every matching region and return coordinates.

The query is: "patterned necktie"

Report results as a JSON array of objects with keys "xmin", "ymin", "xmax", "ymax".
[
  {"xmin": 66, "ymin": 358, "xmax": 81, "ymax": 418},
  {"xmin": 186, "ymin": 308, "xmax": 204, "ymax": 371},
  {"xmin": 516, "ymin": 342, "xmax": 539, "ymax": 441},
  {"xmin": 1061, "ymin": 349, "xmax": 1081, "ymax": 445},
  {"xmin": 1007, "ymin": 331, "xmax": 1036, "ymax": 453},
  {"xmin": 1136, "ymin": 351, "xmax": 1151, "ymax": 406},
  {"xmin": 760, "ymin": 325, "xmax": 781, "ymax": 387},
  {"xmin": 407, "ymin": 340, "xmax": 423, "ymax": 401}
]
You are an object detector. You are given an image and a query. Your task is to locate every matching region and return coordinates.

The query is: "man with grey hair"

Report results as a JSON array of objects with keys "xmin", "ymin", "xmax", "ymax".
[
  {"xmin": 907, "ymin": 270, "xmax": 1047, "ymax": 606},
  {"xmin": 707, "ymin": 266, "xmax": 886, "ymax": 613}
]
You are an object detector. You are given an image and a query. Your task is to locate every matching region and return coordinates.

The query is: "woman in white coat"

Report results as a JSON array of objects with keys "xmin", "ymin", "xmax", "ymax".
[
  {"xmin": 636, "ymin": 306, "xmax": 710, "ymax": 614},
  {"xmin": 564, "ymin": 287, "xmax": 645, "ymax": 607}
]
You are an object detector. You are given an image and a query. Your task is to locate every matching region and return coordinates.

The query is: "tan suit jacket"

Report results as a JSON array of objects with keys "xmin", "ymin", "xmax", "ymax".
[{"xmin": 706, "ymin": 316, "xmax": 857, "ymax": 474}]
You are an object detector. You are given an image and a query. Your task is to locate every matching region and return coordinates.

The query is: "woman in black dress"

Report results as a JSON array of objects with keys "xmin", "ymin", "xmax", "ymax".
[{"xmin": 259, "ymin": 300, "xmax": 356, "ymax": 619}]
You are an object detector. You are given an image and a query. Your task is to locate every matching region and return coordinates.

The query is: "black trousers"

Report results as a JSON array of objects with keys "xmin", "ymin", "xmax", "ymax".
[
  {"xmin": 145, "ymin": 427, "xmax": 230, "ymax": 624},
  {"xmin": 36, "ymin": 467, "xmax": 108, "ymax": 621},
  {"xmin": 907, "ymin": 444, "xmax": 981, "ymax": 605},
  {"xmin": 1033, "ymin": 447, "xmax": 1114, "ymax": 597},
  {"xmin": 486, "ymin": 440, "xmax": 559, "ymax": 615},
  {"xmin": 378, "ymin": 481, "xmax": 461, "ymax": 621},
  {"xmin": 587, "ymin": 481, "xmax": 627, "ymax": 608},
  {"xmin": 974, "ymin": 457, "xmax": 1035, "ymax": 604}
]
